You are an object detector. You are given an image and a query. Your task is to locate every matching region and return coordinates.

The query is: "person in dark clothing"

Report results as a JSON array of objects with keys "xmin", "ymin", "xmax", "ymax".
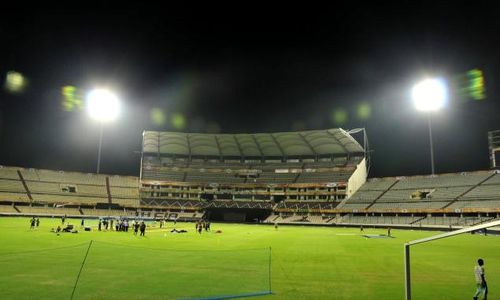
[
  {"xmin": 98, "ymin": 220, "xmax": 102, "ymax": 231},
  {"xmin": 81, "ymin": 219, "xmax": 85, "ymax": 227},
  {"xmin": 30, "ymin": 217, "xmax": 35, "ymax": 229},
  {"xmin": 198, "ymin": 223, "xmax": 202, "ymax": 234},
  {"xmin": 140, "ymin": 222, "xmax": 146, "ymax": 236},
  {"xmin": 134, "ymin": 222, "xmax": 139, "ymax": 235},
  {"xmin": 61, "ymin": 215, "xmax": 65, "ymax": 224},
  {"xmin": 207, "ymin": 221, "xmax": 210, "ymax": 231},
  {"xmin": 36, "ymin": 218, "xmax": 40, "ymax": 228}
]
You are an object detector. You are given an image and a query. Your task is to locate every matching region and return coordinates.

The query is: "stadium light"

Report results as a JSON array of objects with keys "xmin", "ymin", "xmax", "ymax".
[
  {"xmin": 86, "ymin": 88, "xmax": 121, "ymax": 174},
  {"xmin": 412, "ymin": 78, "xmax": 448, "ymax": 175},
  {"xmin": 86, "ymin": 89, "xmax": 120, "ymax": 122},
  {"xmin": 412, "ymin": 78, "xmax": 447, "ymax": 111}
]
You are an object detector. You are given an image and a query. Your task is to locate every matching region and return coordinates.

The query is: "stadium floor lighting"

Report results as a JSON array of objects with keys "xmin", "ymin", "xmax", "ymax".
[
  {"xmin": 86, "ymin": 88, "xmax": 120, "ymax": 174},
  {"xmin": 412, "ymin": 78, "xmax": 448, "ymax": 175}
]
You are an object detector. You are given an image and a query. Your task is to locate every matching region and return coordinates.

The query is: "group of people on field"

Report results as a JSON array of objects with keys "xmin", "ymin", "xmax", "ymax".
[
  {"xmin": 94, "ymin": 218, "xmax": 146, "ymax": 236},
  {"xmin": 29, "ymin": 217, "xmax": 40, "ymax": 229},
  {"xmin": 195, "ymin": 220, "xmax": 210, "ymax": 234}
]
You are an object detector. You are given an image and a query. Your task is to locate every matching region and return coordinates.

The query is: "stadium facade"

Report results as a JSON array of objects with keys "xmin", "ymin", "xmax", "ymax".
[{"xmin": 1, "ymin": 128, "xmax": 499, "ymax": 229}]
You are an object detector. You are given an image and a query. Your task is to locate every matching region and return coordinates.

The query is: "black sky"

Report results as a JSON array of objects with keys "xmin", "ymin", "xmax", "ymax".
[{"xmin": 1, "ymin": 3, "xmax": 500, "ymax": 178}]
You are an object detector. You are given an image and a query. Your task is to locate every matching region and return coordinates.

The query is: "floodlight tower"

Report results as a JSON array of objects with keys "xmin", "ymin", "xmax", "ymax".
[
  {"xmin": 411, "ymin": 78, "xmax": 448, "ymax": 175},
  {"xmin": 86, "ymin": 89, "xmax": 120, "ymax": 174}
]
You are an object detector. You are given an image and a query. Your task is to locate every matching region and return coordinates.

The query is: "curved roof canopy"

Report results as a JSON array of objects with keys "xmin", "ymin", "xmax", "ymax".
[{"xmin": 143, "ymin": 128, "xmax": 364, "ymax": 158}]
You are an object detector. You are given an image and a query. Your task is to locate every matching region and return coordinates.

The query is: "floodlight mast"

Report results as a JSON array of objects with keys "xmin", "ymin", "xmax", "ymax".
[
  {"xmin": 427, "ymin": 116, "xmax": 435, "ymax": 175},
  {"xmin": 96, "ymin": 122, "xmax": 104, "ymax": 174},
  {"xmin": 412, "ymin": 78, "xmax": 447, "ymax": 175},
  {"xmin": 86, "ymin": 88, "xmax": 120, "ymax": 174}
]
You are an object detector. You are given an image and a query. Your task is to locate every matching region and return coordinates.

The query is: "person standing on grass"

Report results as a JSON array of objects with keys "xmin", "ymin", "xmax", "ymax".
[
  {"xmin": 81, "ymin": 219, "xmax": 84, "ymax": 227},
  {"xmin": 387, "ymin": 227, "xmax": 391, "ymax": 237},
  {"xmin": 140, "ymin": 221, "xmax": 146, "ymax": 236},
  {"xmin": 30, "ymin": 217, "xmax": 35, "ymax": 229},
  {"xmin": 35, "ymin": 218, "xmax": 40, "ymax": 228},
  {"xmin": 134, "ymin": 221, "xmax": 140, "ymax": 235},
  {"xmin": 473, "ymin": 258, "xmax": 487, "ymax": 300},
  {"xmin": 360, "ymin": 225, "xmax": 364, "ymax": 232},
  {"xmin": 98, "ymin": 220, "xmax": 102, "ymax": 231}
]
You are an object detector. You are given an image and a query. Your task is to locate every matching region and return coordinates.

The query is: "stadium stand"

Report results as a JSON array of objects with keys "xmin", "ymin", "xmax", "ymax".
[
  {"xmin": 340, "ymin": 171, "xmax": 499, "ymax": 211},
  {"xmin": 0, "ymin": 166, "xmax": 142, "ymax": 216},
  {"xmin": 2, "ymin": 128, "xmax": 500, "ymax": 230}
]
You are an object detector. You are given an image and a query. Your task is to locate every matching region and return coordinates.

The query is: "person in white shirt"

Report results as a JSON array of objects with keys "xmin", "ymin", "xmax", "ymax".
[{"xmin": 473, "ymin": 258, "xmax": 487, "ymax": 300}]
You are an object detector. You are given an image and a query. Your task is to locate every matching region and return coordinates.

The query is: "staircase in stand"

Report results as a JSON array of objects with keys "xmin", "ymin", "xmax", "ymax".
[
  {"xmin": 442, "ymin": 172, "xmax": 497, "ymax": 209},
  {"xmin": 17, "ymin": 170, "xmax": 33, "ymax": 202},
  {"xmin": 365, "ymin": 179, "xmax": 400, "ymax": 209}
]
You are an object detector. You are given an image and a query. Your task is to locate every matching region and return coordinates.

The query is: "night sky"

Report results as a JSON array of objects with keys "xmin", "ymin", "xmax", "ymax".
[{"xmin": 1, "ymin": 3, "xmax": 500, "ymax": 178}]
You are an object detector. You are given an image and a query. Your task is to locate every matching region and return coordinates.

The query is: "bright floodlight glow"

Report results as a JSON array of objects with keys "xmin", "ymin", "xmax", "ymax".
[
  {"xmin": 412, "ymin": 78, "xmax": 448, "ymax": 111},
  {"xmin": 86, "ymin": 89, "xmax": 120, "ymax": 122}
]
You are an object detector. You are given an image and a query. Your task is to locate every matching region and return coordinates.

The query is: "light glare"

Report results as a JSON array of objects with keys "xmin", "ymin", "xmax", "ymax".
[
  {"xmin": 5, "ymin": 71, "xmax": 27, "ymax": 93},
  {"xmin": 86, "ymin": 89, "xmax": 120, "ymax": 122},
  {"xmin": 412, "ymin": 78, "xmax": 448, "ymax": 111}
]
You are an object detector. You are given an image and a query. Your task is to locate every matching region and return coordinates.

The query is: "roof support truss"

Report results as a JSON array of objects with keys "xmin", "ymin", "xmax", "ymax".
[
  {"xmin": 298, "ymin": 133, "xmax": 317, "ymax": 156},
  {"xmin": 270, "ymin": 134, "xmax": 286, "ymax": 158},
  {"xmin": 213, "ymin": 135, "xmax": 224, "ymax": 160},
  {"xmin": 251, "ymin": 134, "xmax": 265, "ymax": 161}
]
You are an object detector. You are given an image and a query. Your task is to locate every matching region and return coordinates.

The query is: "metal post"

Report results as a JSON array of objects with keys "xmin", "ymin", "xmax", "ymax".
[
  {"xmin": 404, "ymin": 243, "xmax": 411, "ymax": 300},
  {"xmin": 488, "ymin": 131, "xmax": 496, "ymax": 169},
  {"xmin": 427, "ymin": 115, "xmax": 435, "ymax": 175},
  {"xmin": 96, "ymin": 122, "xmax": 104, "ymax": 174}
]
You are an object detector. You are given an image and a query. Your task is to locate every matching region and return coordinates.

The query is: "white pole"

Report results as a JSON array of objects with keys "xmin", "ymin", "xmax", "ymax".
[
  {"xmin": 427, "ymin": 115, "xmax": 435, "ymax": 175},
  {"xmin": 97, "ymin": 122, "xmax": 103, "ymax": 174},
  {"xmin": 404, "ymin": 243, "xmax": 411, "ymax": 300}
]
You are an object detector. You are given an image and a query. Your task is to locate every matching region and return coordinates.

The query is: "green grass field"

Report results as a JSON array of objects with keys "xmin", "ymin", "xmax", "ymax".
[{"xmin": 0, "ymin": 217, "xmax": 498, "ymax": 299}]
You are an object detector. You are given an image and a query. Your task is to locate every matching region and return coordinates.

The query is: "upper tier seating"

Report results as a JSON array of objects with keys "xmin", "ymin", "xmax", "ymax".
[{"xmin": 344, "ymin": 171, "xmax": 500, "ymax": 210}]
